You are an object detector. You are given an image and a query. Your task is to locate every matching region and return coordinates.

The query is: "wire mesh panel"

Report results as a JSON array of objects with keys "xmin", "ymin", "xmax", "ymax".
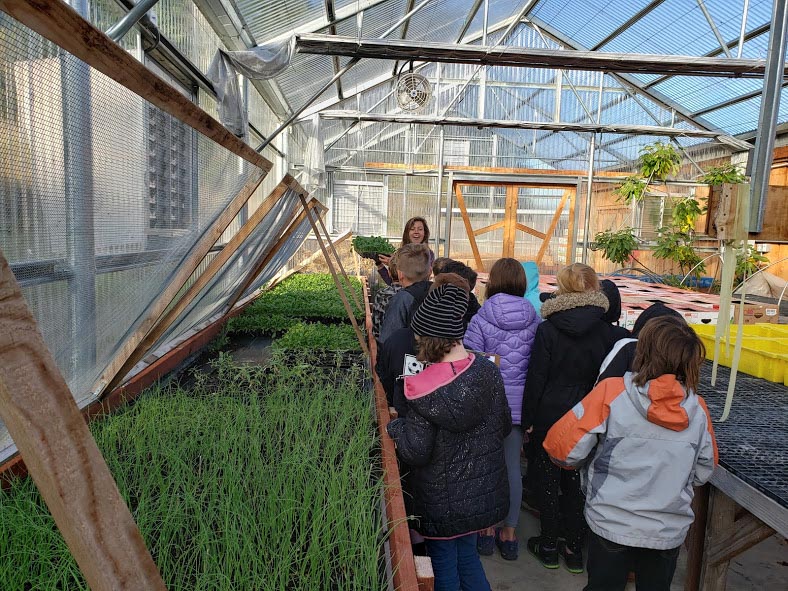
[{"xmin": 0, "ymin": 14, "xmax": 268, "ymax": 463}]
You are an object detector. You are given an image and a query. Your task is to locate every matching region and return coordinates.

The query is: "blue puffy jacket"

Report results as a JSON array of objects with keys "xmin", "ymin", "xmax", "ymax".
[
  {"xmin": 522, "ymin": 261, "xmax": 542, "ymax": 315},
  {"xmin": 464, "ymin": 293, "xmax": 540, "ymax": 424}
]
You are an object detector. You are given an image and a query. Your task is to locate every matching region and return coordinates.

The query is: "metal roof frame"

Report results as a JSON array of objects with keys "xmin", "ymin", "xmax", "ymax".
[{"xmin": 590, "ymin": 0, "xmax": 667, "ymax": 51}]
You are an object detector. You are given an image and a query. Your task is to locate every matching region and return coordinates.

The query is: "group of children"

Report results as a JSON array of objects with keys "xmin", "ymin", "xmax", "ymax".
[{"xmin": 372, "ymin": 217, "xmax": 718, "ymax": 591}]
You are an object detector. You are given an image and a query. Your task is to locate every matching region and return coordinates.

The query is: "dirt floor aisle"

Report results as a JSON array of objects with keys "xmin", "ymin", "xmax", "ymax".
[{"xmin": 482, "ymin": 509, "xmax": 787, "ymax": 590}]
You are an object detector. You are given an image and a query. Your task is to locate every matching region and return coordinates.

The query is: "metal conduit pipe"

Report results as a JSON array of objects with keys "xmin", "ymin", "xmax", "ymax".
[
  {"xmin": 749, "ymin": 0, "xmax": 788, "ymax": 231},
  {"xmin": 106, "ymin": 0, "xmax": 162, "ymax": 42}
]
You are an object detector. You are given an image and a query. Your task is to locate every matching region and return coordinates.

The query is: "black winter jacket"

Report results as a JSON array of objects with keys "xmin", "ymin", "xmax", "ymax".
[
  {"xmin": 379, "ymin": 280, "xmax": 432, "ymax": 343},
  {"xmin": 387, "ymin": 354, "xmax": 512, "ymax": 538},
  {"xmin": 523, "ymin": 291, "xmax": 620, "ymax": 439},
  {"xmin": 375, "ymin": 327, "xmax": 417, "ymax": 417}
]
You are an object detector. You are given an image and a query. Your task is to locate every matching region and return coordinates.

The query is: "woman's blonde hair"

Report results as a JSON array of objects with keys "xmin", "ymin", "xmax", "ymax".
[{"xmin": 556, "ymin": 263, "xmax": 599, "ymax": 294}]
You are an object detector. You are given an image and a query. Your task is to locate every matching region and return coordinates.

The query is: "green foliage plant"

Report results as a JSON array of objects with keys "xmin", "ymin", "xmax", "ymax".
[
  {"xmin": 638, "ymin": 141, "xmax": 682, "ymax": 181},
  {"xmin": 735, "ymin": 244, "xmax": 768, "ymax": 282},
  {"xmin": 699, "ymin": 163, "xmax": 747, "ymax": 185},
  {"xmin": 593, "ymin": 228, "xmax": 639, "ymax": 266},
  {"xmin": 240, "ymin": 273, "xmax": 364, "ymax": 324},
  {"xmin": 351, "ymin": 235, "xmax": 395, "ymax": 255},
  {"xmin": 0, "ymin": 357, "xmax": 385, "ymax": 590},
  {"xmin": 613, "ymin": 175, "xmax": 648, "ymax": 205},
  {"xmin": 670, "ymin": 196, "xmax": 705, "ymax": 234},
  {"xmin": 272, "ymin": 322, "xmax": 361, "ymax": 351},
  {"xmin": 654, "ymin": 229, "xmax": 705, "ymax": 277}
]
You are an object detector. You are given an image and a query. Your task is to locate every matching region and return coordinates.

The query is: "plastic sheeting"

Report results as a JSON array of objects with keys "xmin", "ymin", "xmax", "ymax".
[{"xmin": 207, "ymin": 38, "xmax": 294, "ymax": 136}]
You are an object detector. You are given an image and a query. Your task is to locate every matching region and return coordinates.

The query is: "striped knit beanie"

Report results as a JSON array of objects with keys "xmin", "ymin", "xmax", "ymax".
[{"xmin": 410, "ymin": 284, "xmax": 469, "ymax": 340}]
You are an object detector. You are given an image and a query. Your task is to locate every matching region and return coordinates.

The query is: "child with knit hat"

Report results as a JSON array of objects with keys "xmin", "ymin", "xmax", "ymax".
[{"xmin": 386, "ymin": 283, "xmax": 512, "ymax": 591}]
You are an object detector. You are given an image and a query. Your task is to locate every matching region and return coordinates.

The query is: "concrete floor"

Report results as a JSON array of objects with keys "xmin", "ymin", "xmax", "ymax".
[{"xmin": 482, "ymin": 509, "xmax": 788, "ymax": 590}]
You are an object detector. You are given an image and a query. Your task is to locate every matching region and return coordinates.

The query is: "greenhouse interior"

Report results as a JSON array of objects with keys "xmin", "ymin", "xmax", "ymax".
[{"xmin": 1, "ymin": 0, "xmax": 787, "ymax": 589}]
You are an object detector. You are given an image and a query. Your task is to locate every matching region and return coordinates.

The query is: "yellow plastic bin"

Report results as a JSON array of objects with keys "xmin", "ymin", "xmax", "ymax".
[{"xmin": 692, "ymin": 325, "xmax": 788, "ymax": 385}]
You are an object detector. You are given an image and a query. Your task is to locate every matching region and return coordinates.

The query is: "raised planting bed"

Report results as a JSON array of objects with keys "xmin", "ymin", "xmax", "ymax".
[
  {"xmin": 272, "ymin": 321, "xmax": 362, "ymax": 353},
  {"xmin": 227, "ymin": 273, "xmax": 364, "ymax": 336},
  {"xmin": 0, "ymin": 352, "xmax": 385, "ymax": 590}
]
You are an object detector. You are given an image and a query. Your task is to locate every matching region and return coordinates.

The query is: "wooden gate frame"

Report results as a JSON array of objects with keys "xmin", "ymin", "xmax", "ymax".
[{"xmin": 452, "ymin": 181, "xmax": 575, "ymax": 271}]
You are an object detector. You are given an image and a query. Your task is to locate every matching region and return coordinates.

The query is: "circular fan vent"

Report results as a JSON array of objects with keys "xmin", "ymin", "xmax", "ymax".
[{"xmin": 396, "ymin": 72, "xmax": 432, "ymax": 111}]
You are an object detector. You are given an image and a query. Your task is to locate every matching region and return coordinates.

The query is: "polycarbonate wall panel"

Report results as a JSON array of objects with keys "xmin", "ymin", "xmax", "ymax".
[
  {"xmin": 239, "ymin": 0, "xmax": 326, "ymax": 43},
  {"xmin": 0, "ymin": 14, "xmax": 267, "ymax": 462}
]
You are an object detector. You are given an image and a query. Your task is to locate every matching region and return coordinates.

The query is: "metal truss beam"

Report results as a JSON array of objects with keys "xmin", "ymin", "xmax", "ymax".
[
  {"xmin": 591, "ymin": 0, "xmax": 667, "ymax": 51},
  {"xmin": 296, "ymin": 33, "xmax": 776, "ymax": 78},
  {"xmin": 691, "ymin": 82, "xmax": 788, "ymax": 117},
  {"xmin": 392, "ymin": 0, "xmax": 417, "ymax": 75},
  {"xmin": 323, "ymin": 0, "xmax": 343, "ymax": 100},
  {"xmin": 319, "ymin": 110, "xmax": 727, "ymax": 138}
]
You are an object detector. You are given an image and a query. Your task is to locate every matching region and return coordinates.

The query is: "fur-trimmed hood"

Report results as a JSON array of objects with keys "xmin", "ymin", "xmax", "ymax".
[{"xmin": 541, "ymin": 290, "xmax": 610, "ymax": 337}]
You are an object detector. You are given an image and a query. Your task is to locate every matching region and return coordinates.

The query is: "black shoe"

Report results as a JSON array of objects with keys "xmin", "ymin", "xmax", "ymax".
[
  {"xmin": 477, "ymin": 533, "xmax": 495, "ymax": 556},
  {"xmin": 527, "ymin": 536, "xmax": 559, "ymax": 569},
  {"xmin": 559, "ymin": 543, "xmax": 584, "ymax": 574}
]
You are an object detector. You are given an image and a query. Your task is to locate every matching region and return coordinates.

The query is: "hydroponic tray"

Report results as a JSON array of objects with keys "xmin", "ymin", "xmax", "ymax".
[{"xmin": 700, "ymin": 363, "xmax": 788, "ymax": 510}]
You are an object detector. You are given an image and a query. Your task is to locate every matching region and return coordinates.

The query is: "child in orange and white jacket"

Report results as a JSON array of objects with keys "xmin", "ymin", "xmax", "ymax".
[{"xmin": 544, "ymin": 315, "xmax": 718, "ymax": 591}]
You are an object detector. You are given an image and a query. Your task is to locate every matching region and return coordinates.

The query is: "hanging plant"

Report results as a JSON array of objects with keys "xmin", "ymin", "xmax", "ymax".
[
  {"xmin": 593, "ymin": 228, "xmax": 639, "ymax": 266},
  {"xmin": 614, "ymin": 175, "xmax": 648, "ymax": 205},
  {"xmin": 699, "ymin": 163, "xmax": 747, "ymax": 185},
  {"xmin": 638, "ymin": 141, "xmax": 682, "ymax": 181}
]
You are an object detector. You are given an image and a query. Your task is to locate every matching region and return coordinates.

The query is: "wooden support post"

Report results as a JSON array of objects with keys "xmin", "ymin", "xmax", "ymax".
[
  {"xmin": 453, "ymin": 183, "xmax": 485, "ymax": 271},
  {"xmin": 93, "ymin": 169, "xmax": 268, "ymax": 399},
  {"xmin": 503, "ymin": 185, "xmax": 519, "ymax": 258},
  {"xmin": 313, "ymin": 208, "xmax": 364, "ymax": 313},
  {"xmin": 224, "ymin": 198, "xmax": 317, "ymax": 313},
  {"xmin": 0, "ymin": 252, "xmax": 166, "ymax": 591},
  {"xmin": 566, "ymin": 189, "xmax": 576, "ymax": 264},
  {"xmin": 0, "ymin": 0, "xmax": 271, "ymax": 171},
  {"xmin": 706, "ymin": 511, "xmax": 774, "ymax": 568},
  {"xmin": 700, "ymin": 487, "xmax": 737, "ymax": 590},
  {"xmin": 535, "ymin": 189, "xmax": 571, "ymax": 265},
  {"xmin": 101, "ymin": 177, "xmax": 293, "ymax": 395},
  {"xmin": 684, "ymin": 485, "xmax": 710, "ymax": 591},
  {"xmin": 514, "ymin": 223, "xmax": 547, "ymax": 240},
  {"xmin": 472, "ymin": 220, "xmax": 505, "ymax": 236},
  {"xmin": 300, "ymin": 194, "xmax": 370, "ymax": 357},
  {"xmin": 363, "ymin": 280, "xmax": 422, "ymax": 591}
]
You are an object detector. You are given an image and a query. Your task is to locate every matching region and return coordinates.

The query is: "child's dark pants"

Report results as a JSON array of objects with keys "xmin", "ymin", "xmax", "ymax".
[{"xmin": 584, "ymin": 531, "xmax": 680, "ymax": 591}]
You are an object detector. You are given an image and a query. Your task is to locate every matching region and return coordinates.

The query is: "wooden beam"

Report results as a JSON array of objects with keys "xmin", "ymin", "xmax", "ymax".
[
  {"xmin": 0, "ymin": 251, "xmax": 166, "ymax": 591},
  {"xmin": 535, "ymin": 189, "xmax": 570, "ymax": 264},
  {"xmin": 503, "ymin": 185, "xmax": 518, "ymax": 258},
  {"xmin": 93, "ymin": 169, "xmax": 269, "ymax": 399},
  {"xmin": 472, "ymin": 220, "xmax": 505, "ymax": 236},
  {"xmin": 364, "ymin": 280, "xmax": 421, "ymax": 591},
  {"xmin": 700, "ymin": 487, "xmax": 736, "ymax": 590},
  {"xmin": 684, "ymin": 485, "xmax": 710, "ymax": 591},
  {"xmin": 322, "ymin": 110, "xmax": 725, "ymax": 138},
  {"xmin": 365, "ymin": 162, "xmax": 633, "ymax": 178},
  {"xmin": 224, "ymin": 198, "xmax": 320, "ymax": 313},
  {"xmin": 298, "ymin": 34, "xmax": 775, "ymax": 78},
  {"xmin": 453, "ymin": 183, "xmax": 485, "ymax": 271},
  {"xmin": 706, "ymin": 511, "xmax": 774, "ymax": 567},
  {"xmin": 515, "ymin": 223, "xmax": 547, "ymax": 240},
  {"xmin": 300, "ymin": 194, "xmax": 369, "ymax": 357},
  {"xmin": 0, "ymin": 0, "xmax": 271, "ymax": 172},
  {"xmin": 101, "ymin": 176, "xmax": 295, "ymax": 395},
  {"xmin": 312, "ymin": 207, "xmax": 364, "ymax": 313}
]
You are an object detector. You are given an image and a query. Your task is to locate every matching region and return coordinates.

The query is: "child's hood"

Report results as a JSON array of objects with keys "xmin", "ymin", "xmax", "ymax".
[
  {"xmin": 404, "ymin": 354, "xmax": 491, "ymax": 432},
  {"xmin": 624, "ymin": 372, "xmax": 696, "ymax": 432},
  {"xmin": 478, "ymin": 293, "xmax": 537, "ymax": 331}
]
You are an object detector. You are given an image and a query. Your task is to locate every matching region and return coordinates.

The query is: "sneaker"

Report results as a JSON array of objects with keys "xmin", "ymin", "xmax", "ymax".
[
  {"xmin": 495, "ymin": 528, "xmax": 519, "ymax": 561},
  {"xmin": 477, "ymin": 533, "xmax": 495, "ymax": 556},
  {"xmin": 559, "ymin": 543, "xmax": 584, "ymax": 574},
  {"xmin": 527, "ymin": 536, "xmax": 559, "ymax": 569}
]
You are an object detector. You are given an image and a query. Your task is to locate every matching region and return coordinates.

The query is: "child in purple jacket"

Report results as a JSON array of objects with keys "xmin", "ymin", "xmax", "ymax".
[{"xmin": 464, "ymin": 258, "xmax": 540, "ymax": 560}]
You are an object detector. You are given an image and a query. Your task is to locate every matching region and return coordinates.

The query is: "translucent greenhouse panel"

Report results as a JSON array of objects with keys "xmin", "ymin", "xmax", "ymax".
[
  {"xmin": 154, "ymin": 187, "xmax": 305, "ymax": 350},
  {"xmin": 0, "ymin": 14, "xmax": 270, "ymax": 462}
]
